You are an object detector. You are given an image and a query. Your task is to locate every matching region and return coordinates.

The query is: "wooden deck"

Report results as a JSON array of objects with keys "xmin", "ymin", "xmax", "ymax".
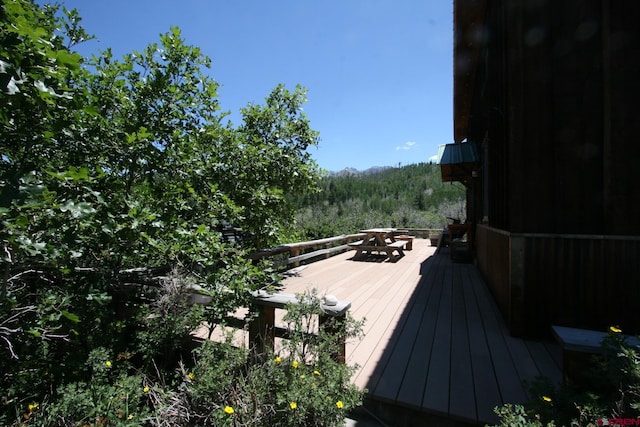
[{"xmin": 279, "ymin": 237, "xmax": 562, "ymax": 426}]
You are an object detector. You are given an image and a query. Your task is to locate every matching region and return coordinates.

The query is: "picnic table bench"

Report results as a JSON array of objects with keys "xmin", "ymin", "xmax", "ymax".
[
  {"xmin": 394, "ymin": 234, "xmax": 414, "ymax": 250},
  {"xmin": 348, "ymin": 238, "xmax": 407, "ymax": 260}
]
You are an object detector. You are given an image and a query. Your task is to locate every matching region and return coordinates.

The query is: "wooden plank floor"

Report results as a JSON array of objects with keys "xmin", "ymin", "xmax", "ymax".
[{"xmin": 279, "ymin": 238, "xmax": 562, "ymax": 426}]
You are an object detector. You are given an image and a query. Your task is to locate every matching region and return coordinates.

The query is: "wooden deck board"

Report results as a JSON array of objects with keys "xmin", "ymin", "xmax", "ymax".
[
  {"xmin": 353, "ymin": 263, "xmax": 426, "ymax": 389},
  {"xmin": 395, "ymin": 258, "xmax": 441, "ymax": 408},
  {"xmin": 468, "ymin": 264, "xmax": 529, "ymax": 405},
  {"xmin": 464, "ymin": 287, "xmax": 502, "ymax": 423},
  {"xmin": 421, "ymin": 262, "xmax": 452, "ymax": 416},
  {"xmin": 277, "ymin": 238, "xmax": 561, "ymax": 426},
  {"xmin": 449, "ymin": 265, "xmax": 477, "ymax": 421}
]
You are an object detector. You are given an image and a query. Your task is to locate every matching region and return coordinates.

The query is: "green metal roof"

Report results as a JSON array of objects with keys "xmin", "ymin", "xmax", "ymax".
[{"xmin": 437, "ymin": 142, "xmax": 479, "ymax": 165}]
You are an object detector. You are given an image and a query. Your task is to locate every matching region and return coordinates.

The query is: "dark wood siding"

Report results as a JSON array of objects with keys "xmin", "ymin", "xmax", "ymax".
[
  {"xmin": 524, "ymin": 234, "xmax": 640, "ymax": 337},
  {"xmin": 603, "ymin": 2, "xmax": 640, "ymax": 233},
  {"xmin": 459, "ymin": 1, "xmax": 640, "ymax": 337},
  {"xmin": 476, "ymin": 225, "xmax": 513, "ymax": 330},
  {"xmin": 477, "ymin": 225, "xmax": 640, "ymax": 338},
  {"xmin": 466, "ymin": 1, "xmax": 640, "ymax": 235}
]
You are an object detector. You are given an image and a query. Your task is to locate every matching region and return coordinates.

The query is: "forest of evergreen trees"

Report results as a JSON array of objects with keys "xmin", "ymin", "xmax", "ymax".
[{"xmin": 291, "ymin": 162, "xmax": 467, "ymax": 239}]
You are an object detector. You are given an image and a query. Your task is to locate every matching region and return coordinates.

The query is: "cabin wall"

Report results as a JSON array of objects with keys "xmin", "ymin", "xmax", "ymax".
[
  {"xmin": 469, "ymin": 1, "xmax": 640, "ymax": 235},
  {"xmin": 603, "ymin": 2, "xmax": 640, "ymax": 233},
  {"xmin": 460, "ymin": 1, "xmax": 640, "ymax": 337},
  {"xmin": 503, "ymin": 0, "xmax": 606, "ymax": 234}
]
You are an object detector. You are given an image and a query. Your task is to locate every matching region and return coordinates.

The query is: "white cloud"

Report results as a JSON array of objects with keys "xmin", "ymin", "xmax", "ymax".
[{"xmin": 396, "ymin": 141, "xmax": 417, "ymax": 151}]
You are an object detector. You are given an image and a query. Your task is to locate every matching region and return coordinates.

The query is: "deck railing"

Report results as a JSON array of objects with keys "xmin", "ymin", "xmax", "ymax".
[
  {"xmin": 249, "ymin": 233, "xmax": 367, "ymax": 268},
  {"xmin": 249, "ymin": 228, "xmax": 443, "ymax": 268}
]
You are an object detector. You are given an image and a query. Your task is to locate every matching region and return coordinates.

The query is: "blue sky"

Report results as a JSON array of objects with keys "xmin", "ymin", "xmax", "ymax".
[{"xmin": 54, "ymin": 1, "xmax": 453, "ymax": 172}]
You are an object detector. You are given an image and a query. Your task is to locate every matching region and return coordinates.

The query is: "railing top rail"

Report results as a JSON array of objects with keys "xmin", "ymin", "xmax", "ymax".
[
  {"xmin": 280, "ymin": 233, "xmax": 367, "ymax": 250},
  {"xmin": 251, "ymin": 290, "xmax": 351, "ymax": 317}
]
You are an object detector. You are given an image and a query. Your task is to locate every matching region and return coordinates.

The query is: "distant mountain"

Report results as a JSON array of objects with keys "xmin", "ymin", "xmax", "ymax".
[{"xmin": 328, "ymin": 166, "xmax": 392, "ymax": 177}]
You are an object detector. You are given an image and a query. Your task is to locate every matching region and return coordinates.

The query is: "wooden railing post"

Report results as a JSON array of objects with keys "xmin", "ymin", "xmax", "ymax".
[
  {"xmin": 289, "ymin": 248, "xmax": 301, "ymax": 267},
  {"xmin": 319, "ymin": 313, "xmax": 347, "ymax": 364},
  {"xmin": 249, "ymin": 303, "xmax": 275, "ymax": 356}
]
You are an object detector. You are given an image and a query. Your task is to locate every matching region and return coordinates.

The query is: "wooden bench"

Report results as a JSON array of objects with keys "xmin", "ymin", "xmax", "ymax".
[
  {"xmin": 386, "ymin": 240, "xmax": 407, "ymax": 255},
  {"xmin": 250, "ymin": 291, "xmax": 351, "ymax": 363},
  {"xmin": 552, "ymin": 325, "xmax": 640, "ymax": 382},
  {"xmin": 394, "ymin": 234, "xmax": 414, "ymax": 250}
]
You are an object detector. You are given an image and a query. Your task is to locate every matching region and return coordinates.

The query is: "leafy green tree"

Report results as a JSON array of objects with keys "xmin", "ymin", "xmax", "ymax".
[
  {"xmin": 219, "ymin": 83, "xmax": 320, "ymax": 247},
  {"xmin": 1, "ymin": 1, "xmax": 321, "ymax": 423}
]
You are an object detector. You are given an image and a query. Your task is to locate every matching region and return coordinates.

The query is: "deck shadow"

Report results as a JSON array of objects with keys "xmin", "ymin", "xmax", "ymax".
[
  {"xmin": 349, "ymin": 253, "xmax": 403, "ymax": 263},
  {"xmin": 361, "ymin": 251, "xmax": 562, "ymax": 426},
  {"xmin": 278, "ymin": 239, "xmax": 561, "ymax": 426}
]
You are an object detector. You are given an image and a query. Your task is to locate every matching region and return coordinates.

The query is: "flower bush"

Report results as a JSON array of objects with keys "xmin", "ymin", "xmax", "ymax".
[
  {"xmin": 5, "ymin": 289, "xmax": 364, "ymax": 426},
  {"xmin": 178, "ymin": 291, "xmax": 365, "ymax": 427}
]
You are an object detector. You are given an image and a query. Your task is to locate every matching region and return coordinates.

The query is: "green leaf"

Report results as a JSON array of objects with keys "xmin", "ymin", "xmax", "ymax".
[
  {"xmin": 61, "ymin": 310, "xmax": 80, "ymax": 323},
  {"xmin": 60, "ymin": 200, "xmax": 95, "ymax": 218},
  {"xmin": 83, "ymin": 105, "xmax": 100, "ymax": 116},
  {"xmin": 55, "ymin": 50, "xmax": 81, "ymax": 70},
  {"xmin": 67, "ymin": 167, "xmax": 90, "ymax": 181},
  {"xmin": 47, "ymin": 167, "xmax": 90, "ymax": 182}
]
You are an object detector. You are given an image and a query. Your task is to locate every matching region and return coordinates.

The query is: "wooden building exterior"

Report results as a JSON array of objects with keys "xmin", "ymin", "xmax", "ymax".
[{"xmin": 452, "ymin": 0, "xmax": 640, "ymax": 337}]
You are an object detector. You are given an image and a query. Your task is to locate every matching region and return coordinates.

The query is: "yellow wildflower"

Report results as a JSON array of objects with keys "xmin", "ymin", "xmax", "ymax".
[
  {"xmin": 224, "ymin": 406, "xmax": 234, "ymax": 415},
  {"xmin": 313, "ymin": 370, "xmax": 321, "ymax": 376},
  {"xmin": 542, "ymin": 396, "xmax": 552, "ymax": 403},
  {"xmin": 274, "ymin": 356, "xmax": 282, "ymax": 364},
  {"xmin": 291, "ymin": 360, "xmax": 299, "ymax": 369},
  {"xmin": 187, "ymin": 372, "xmax": 195, "ymax": 380},
  {"xmin": 610, "ymin": 326, "xmax": 622, "ymax": 333},
  {"xmin": 300, "ymin": 374, "xmax": 306, "ymax": 379},
  {"xmin": 105, "ymin": 360, "xmax": 112, "ymax": 368},
  {"xmin": 289, "ymin": 401, "xmax": 297, "ymax": 410},
  {"xmin": 128, "ymin": 414, "xmax": 134, "ymax": 420},
  {"xmin": 143, "ymin": 386, "xmax": 150, "ymax": 393},
  {"xmin": 27, "ymin": 403, "xmax": 39, "ymax": 412},
  {"xmin": 336, "ymin": 400, "xmax": 344, "ymax": 409}
]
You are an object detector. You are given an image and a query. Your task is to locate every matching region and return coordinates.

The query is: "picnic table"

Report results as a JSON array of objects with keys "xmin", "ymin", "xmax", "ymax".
[{"xmin": 347, "ymin": 228, "xmax": 407, "ymax": 261}]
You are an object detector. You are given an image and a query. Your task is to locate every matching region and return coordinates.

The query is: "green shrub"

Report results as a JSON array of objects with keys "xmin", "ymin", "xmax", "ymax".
[
  {"xmin": 492, "ymin": 327, "xmax": 640, "ymax": 427},
  {"xmin": 6, "ymin": 290, "xmax": 364, "ymax": 426},
  {"xmin": 492, "ymin": 404, "xmax": 556, "ymax": 427},
  {"xmin": 163, "ymin": 290, "xmax": 365, "ymax": 427}
]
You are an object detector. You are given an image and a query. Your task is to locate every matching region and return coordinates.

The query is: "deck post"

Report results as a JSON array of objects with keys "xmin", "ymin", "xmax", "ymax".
[
  {"xmin": 289, "ymin": 248, "xmax": 301, "ymax": 267},
  {"xmin": 249, "ymin": 304, "xmax": 275, "ymax": 356},
  {"xmin": 319, "ymin": 313, "xmax": 346, "ymax": 364}
]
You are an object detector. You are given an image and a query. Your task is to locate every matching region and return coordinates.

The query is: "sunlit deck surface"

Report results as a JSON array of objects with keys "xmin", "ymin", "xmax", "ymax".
[{"xmin": 280, "ymin": 238, "xmax": 562, "ymax": 426}]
